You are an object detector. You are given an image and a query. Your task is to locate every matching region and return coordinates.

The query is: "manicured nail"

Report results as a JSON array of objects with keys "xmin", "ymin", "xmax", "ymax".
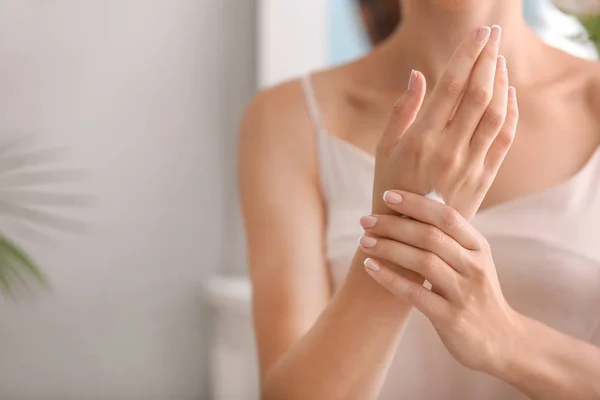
[
  {"xmin": 364, "ymin": 258, "xmax": 381, "ymax": 272},
  {"xmin": 383, "ymin": 191, "xmax": 403, "ymax": 204},
  {"xmin": 497, "ymin": 55, "xmax": 506, "ymax": 72},
  {"xmin": 360, "ymin": 215, "xmax": 378, "ymax": 229},
  {"xmin": 475, "ymin": 26, "xmax": 491, "ymax": 44},
  {"xmin": 408, "ymin": 69, "xmax": 416, "ymax": 90},
  {"xmin": 359, "ymin": 235, "xmax": 377, "ymax": 248},
  {"xmin": 490, "ymin": 25, "xmax": 502, "ymax": 45},
  {"xmin": 509, "ymin": 86, "xmax": 517, "ymax": 102}
]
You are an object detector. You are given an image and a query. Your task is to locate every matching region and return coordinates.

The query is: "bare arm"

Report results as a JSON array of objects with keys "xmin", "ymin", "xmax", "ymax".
[
  {"xmin": 240, "ymin": 26, "xmax": 507, "ymax": 400},
  {"xmin": 238, "ymin": 85, "xmax": 331, "ymax": 378},
  {"xmin": 362, "ymin": 191, "xmax": 600, "ymax": 400},
  {"xmin": 239, "ymin": 85, "xmax": 411, "ymax": 400},
  {"xmin": 497, "ymin": 317, "xmax": 600, "ymax": 399}
]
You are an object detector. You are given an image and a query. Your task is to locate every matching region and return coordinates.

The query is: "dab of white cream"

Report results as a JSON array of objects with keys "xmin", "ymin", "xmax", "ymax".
[{"xmin": 425, "ymin": 190, "xmax": 445, "ymax": 204}]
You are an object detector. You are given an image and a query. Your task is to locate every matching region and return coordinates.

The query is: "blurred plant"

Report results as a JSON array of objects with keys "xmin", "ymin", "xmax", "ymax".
[
  {"xmin": 580, "ymin": 13, "xmax": 600, "ymax": 51},
  {"xmin": 0, "ymin": 135, "xmax": 89, "ymax": 297}
]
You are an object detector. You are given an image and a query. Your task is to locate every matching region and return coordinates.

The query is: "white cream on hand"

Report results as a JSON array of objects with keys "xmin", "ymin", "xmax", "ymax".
[{"xmin": 425, "ymin": 190, "xmax": 445, "ymax": 204}]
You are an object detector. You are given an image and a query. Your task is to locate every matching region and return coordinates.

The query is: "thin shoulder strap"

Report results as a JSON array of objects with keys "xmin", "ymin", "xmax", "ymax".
[
  {"xmin": 301, "ymin": 75, "xmax": 327, "ymax": 135},
  {"xmin": 301, "ymin": 75, "xmax": 334, "ymax": 203}
]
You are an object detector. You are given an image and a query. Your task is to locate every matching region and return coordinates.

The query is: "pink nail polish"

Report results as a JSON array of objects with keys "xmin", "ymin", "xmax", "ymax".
[
  {"xmin": 490, "ymin": 25, "xmax": 502, "ymax": 45},
  {"xmin": 475, "ymin": 26, "xmax": 491, "ymax": 44},
  {"xmin": 408, "ymin": 69, "xmax": 416, "ymax": 90},
  {"xmin": 359, "ymin": 235, "xmax": 377, "ymax": 248},
  {"xmin": 509, "ymin": 86, "xmax": 517, "ymax": 102},
  {"xmin": 497, "ymin": 55, "xmax": 506, "ymax": 72},
  {"xmin": 364, "ymin": 258, "xmax": 381, "ymax": 272},
  {"xmin": 383, "ymin": 191, "xmax": 403, "ymax": 204},
  {"xmin": 360, "ymin": 215, "xmax": 378, "ymax": 229}
]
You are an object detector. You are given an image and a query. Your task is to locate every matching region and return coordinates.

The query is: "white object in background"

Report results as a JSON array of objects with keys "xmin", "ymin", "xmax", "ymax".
[
  {"xmin": 258, "ymin": 0, "xmax": 328, "ymax": 88},
  {"xmin": 207, "ymin": 277, "xmax": 259, "ymax": 400},
  {"xmin": 524, "ymin": 0, "xmax": 599, "ymax": 60}
]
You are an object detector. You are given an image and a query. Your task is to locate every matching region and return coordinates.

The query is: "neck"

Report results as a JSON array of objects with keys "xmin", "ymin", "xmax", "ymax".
[{"xmin": 374, "ymin": 0, "xmax": 547, "ymax": 91}]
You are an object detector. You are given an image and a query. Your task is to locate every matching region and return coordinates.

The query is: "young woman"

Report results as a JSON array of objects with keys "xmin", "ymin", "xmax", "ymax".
[{"xmin": 238, "ymin": 1, "xmax": 600, "ymax": 399}]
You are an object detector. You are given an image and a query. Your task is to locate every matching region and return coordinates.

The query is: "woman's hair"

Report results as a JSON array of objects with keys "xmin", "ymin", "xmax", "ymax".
[{"xmin": 358, "ymin": 0, "xmax": 401, "ymax": 45}]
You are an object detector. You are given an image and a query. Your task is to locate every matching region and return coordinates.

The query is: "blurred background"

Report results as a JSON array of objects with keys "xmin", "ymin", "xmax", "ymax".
[{"xmin": 0, "ymin": 1, "xmax": 598, "ymax": 399}]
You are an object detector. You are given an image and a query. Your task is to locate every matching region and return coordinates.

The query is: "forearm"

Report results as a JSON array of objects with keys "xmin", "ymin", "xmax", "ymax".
[
  {"xmin": 496, "ymin": 315, "xmax": 600, "ymax": 400},
  {"xmin": 261, "ymin": 249, "xmax": 414, "ymax": 400}
]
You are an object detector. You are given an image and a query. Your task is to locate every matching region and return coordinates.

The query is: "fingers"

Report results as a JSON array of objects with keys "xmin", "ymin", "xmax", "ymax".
[
  {"xmin": 378, "ymin": 70, "xmax": 427, "ymax": 152},
  {"xmin": 469, "ymin": 55, "xmax": 509, "ymax": 162},
  {"xmin": 485, "ymin": 87, "xmax": 519, "ymax": 171},
  {"xmin": 381, "ymin": 190, "xmax": 484, "ymax": 250},
  {"xmin": 419, "ymin": 26, "xmax": 492, "ymax": 132},
  {"xmin": 360, "ymin": 214, "xmax": 466, "ymax": 273},
  {"xmin": 359, "ymin": 235, "xmax": 461, "ymax": 299},
  {"xmin": 446, "ymin": 25, "xmax": 502, "ymax": 144},
  {"xmin": 364, "ymin": 260, "xmax": 450, "ymax": 321}
]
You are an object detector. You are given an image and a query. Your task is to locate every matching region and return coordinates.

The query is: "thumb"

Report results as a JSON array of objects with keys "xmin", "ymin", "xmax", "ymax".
[{"xmin": 378, "ymin": 70, "xmax": 426, "ymax": 152}]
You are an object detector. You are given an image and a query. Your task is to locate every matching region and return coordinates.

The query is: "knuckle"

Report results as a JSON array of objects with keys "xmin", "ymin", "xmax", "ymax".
[
  {"xmin": 485, "ymin": 44, "xmax": 499, "ymax": 59},
  {"xmin": 507, "ymin": 105, "xmax": 520, "ymax": 122},
  {"xmin": 485, "ymin": 110, "xmax": 506, "ymax": 130},
  {"xmin": 391, "ymin": 99, "xmax": 406, "ymax": 116},
  {"xmin": 421, "ymin": 253, "xmax": 440, "ymax": 274},
  {"xmin": 443, "ymin": 75, "xmax": 464, "ymax": 98},
  {"xmin": 390, "ymin": 273, "xmax": 407, "ymax": 295},
  {"xmin": 469, "ymin": 260, "xmax": 487, "ymax": 280},
  {"xmin": 423, "ymin": 226, "xmax": 444, "ymax": 247},
  {"xmin": 407, "ymin": 285, "xmax": 423, "ymax": 303},
  {"xmin": 438, "ymin": 151, "xmax": 459, "ymax": 172},
  {"xmin": 479, "ymin": 237, "xmax": 492, "ymax": 253},
  {"xmin": 461, "ymin": 291, "xmax": 478, "ymax": 308},
  {"xmin": 447, "ymin": 310, "xmax": 467, "ymax": 331},
  {"xmin": 495, "ymin": 130, "xmax": 515, "ymax": 151},
  {"xmin": 468, "ymin": 86, "xmax": 493, "ymax": 106},
  {"xmin": 475, "ymin": 175, "xmax": 494, "ymax": 197},
  {"xmin": 441, "ymin": 207, "xmax": 463, "ymax": 231}
]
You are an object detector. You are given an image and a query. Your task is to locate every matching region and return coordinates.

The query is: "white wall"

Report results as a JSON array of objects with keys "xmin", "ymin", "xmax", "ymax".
[
  {"xmin": 0, "ymin": 1, "xmax": 256, "ymax": 399},
  {"xmin": 258, "ymin": 0, "xmax": 327, "ymax": 87}
]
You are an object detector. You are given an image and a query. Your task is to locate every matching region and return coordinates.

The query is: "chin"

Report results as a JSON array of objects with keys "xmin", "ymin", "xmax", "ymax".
[{"xmin": 427, "ymin": 0, "xmax": 480, "ymax": 10}]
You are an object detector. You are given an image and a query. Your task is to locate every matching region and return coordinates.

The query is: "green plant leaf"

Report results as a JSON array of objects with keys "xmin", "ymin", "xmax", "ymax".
[
  {"xmin": 0, "ymin": 137, "xmax": 89, "ymax": 296},
  {"xmin": 0, "ymin": 235, "xmax": 46, "ymax": 284},
  {"xmin": 580, "ymin": 14, "xmax": 600, "ymax": 52}
]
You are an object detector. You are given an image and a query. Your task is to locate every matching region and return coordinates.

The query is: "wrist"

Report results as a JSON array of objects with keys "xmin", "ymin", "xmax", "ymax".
[
  {"xmin": 485, "ymin": 311, "xmax": 535, "ymax": 381},
  {"xmin": 489, "ymin": 314, "xmax": 567, "ymax": 397}
]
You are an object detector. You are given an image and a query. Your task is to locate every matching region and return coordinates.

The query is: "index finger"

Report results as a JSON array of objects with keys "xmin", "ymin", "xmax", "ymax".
[
  {"xmin": 382, "ymin": 190, "xmax": 484, "ymax": 251},
  {"xmin": 419, "ymin": 26, "xmax": 492, "ymax": 131}
]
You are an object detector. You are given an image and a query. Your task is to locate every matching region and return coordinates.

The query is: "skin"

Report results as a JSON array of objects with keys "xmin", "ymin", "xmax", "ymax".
[
  {"xmin": 361, "ymin": 191, "xmax": 600, "ymax": 399},
  {"xmin": 238, "ymin": 0, "xmax": 600, "ymax": 399}
]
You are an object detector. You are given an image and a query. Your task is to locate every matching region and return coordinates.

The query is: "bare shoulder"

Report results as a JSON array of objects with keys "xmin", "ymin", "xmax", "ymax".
[
  {"xmin": 239, "ymin": 78, "xmax": 311, "ymax": 154},
  {"xmin": 238, "ymin": 67, "xmax": 348, "ymax": 171}
]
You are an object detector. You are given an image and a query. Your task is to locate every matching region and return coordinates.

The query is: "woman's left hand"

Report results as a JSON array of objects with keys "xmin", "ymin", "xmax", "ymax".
[{"xmin": 358, "ymin": 190, "xmax": 527, "ymax": 374}]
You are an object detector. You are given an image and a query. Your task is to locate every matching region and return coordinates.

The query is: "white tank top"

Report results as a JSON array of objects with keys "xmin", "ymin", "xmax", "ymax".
[{"xmin": 301, "ymin": 75, "xmax": 600, "ymax": 399}]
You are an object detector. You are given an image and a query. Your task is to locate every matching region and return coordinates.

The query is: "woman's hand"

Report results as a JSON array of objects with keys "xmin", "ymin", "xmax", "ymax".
[
  {"xmin": 358, "ymin": 190, "xmax": 526, "ymax": 374},
  {"xmin": 373, "ymin": 25, "xmax": 519, "ymax": 220}
]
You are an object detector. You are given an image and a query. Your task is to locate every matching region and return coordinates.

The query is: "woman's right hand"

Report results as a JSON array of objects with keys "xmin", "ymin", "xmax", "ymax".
[{"xmin": 372, "ymin": 25, "xmax": 519, "ymax": 221}]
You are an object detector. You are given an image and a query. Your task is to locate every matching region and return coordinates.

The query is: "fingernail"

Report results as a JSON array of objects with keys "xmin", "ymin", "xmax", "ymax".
[
  {"xmin": 359, "ymin": 235, "xmax": 377, "ymax": 248},
  {"xmin": 497, "ymin": 55, "xmax": 506, "ymax": 72},
  {"xmin": 408, "ymin": 69, "xmax": 416, "ymax": 90},
  {"xmin": 475, "ymin": 26, "xmax": 491, "ymax": 44},
  {"xmin": 490, "ymin": 25, "xmax": 502, "ymax": 45},
  {"xmin": 360, "ymin": 215, "xmax": 378, "ymax": 229},
  {"xmin": 383, "ymin": 191, "xmax": 403, "ymax": 204},
  {"xmin": 364, "ymin": 258, "xmax": 381, "ymax": 272},
  {"xmin": 509, "ymin": 86, "xmax": 517, "ymax": 102}
]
